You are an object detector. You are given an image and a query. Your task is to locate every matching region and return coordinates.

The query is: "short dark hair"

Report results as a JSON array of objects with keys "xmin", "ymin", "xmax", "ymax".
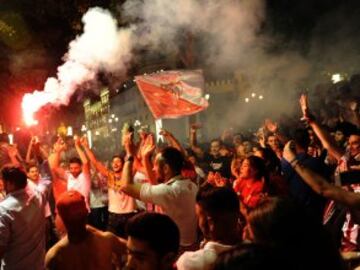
[
  {"xmin": 111, "ymin": 155, "xmax": 124, "ymax": 162},
  {"xmin": 159, "ymin": 147, "xmax": 184, "ymax": 175},
  {"xmin": 293, "ymin": 129, "xmax": 310, "ymax": 150},
  {"xmin": 126, "ymin": 212, "xmax": 180, "ymax": 257},
  {"xmin": 2, "ymin": 166, "xmax": 27, "ymax": 189},
  {"xmin": 196, "ymin": 186, "xmax": 239, "ymax": 216},
  {"xmin": 246, "ymin": 156, "xmax": 268, "ymax": 181},
  {"xmin": 26, "ymin": 161, "xmax": 38, "ymax": 173},
  {"xmin": 69, "ymin": 157, "xmax": 82, "ymax": 165}
]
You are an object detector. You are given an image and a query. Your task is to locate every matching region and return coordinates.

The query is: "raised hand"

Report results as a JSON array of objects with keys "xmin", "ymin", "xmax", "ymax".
[
  {"xmin": 80, "ymin": 135, "xmax": 89, "ymax": 148},
  {"xmin": 74, "ymin": 135, "xmax": 81, "ymax": 147},
  {"xmin": 124, "ymin": 132, "xmax": 135, "ymax": 156},
  {"xmin": 140, "ymin": 133, "xmax": 156, "ymax": 158},
  {"xmin": 159, "ymin": 129, "xmax": 171, "ymax": 137},
  {"xmin": 53, "ymin": 137, "xmax": 66, "ymax": 153},
  {"xmin": 299, "ymin": 94, "xmax": 310, "ymax": 120},
  {"xmin": 190, "ymin": 123, "xmax": 202, "ymax": 131},
  {"xmin": 283, "ymin": 141, "xmax": 297, "ymax": 163}
]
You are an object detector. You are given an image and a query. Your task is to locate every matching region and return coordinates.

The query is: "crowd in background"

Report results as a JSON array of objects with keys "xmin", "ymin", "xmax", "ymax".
[{"xmin": 0, "ymin": 75, "xmax": 359, "ymax": 270}]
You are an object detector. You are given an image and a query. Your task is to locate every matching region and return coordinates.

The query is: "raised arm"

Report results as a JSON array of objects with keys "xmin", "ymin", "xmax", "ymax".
[
  {"xmin": 189, "ymin": 123, "xmax": 204, "ymax": 159},
  {"xmin": 160, "ymin": 129, "xmax": 186, "ymax": 156},
  {"xmin": 300, "ymin": 94, "xmax": 344, "ymax": 161},
  {"xmin": 26, "ymin": 137, "xmax": 35, "ymax": 163},
  {"xmin": 139, "ymin": 134, "xmax": 156, "ymax": 184},
  {"xmin": 121, "ymin": 133, "xmax": 142, "ymax": 199},
  {"xmin": 80, "ymin": 136, "xmax": 109, "ymax": 177},
  {"xmin": 74, "ymin": 136, "xmax": 90, "ymax": 177},
  {"xmin": 264, "ymin": 119, "xmax": 288, "ymax": 145},
  {"xmin": 48, "ymin": 138, "xmax": 67, "ymax": 180},
  {"xmin": 283, "ymin": 141, "xmax": 360, "ymax": 208}
]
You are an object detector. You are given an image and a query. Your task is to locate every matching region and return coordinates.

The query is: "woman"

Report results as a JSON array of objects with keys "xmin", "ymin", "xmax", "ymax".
[{"xmin": 233, "ymin": 156, "xmax": 267, "ymax": 210}]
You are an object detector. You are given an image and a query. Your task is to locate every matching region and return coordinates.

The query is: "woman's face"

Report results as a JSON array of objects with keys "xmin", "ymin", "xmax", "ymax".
[{"xmin": 240, "ymin": 159, "xmax": 255, "ymax": 179}]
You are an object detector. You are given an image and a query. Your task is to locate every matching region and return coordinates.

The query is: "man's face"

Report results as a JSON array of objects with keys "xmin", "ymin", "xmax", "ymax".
[
  {"xmin": 210, "ymin": 141, "xmax": 221, "ymax": 157},
  {"xmin": 334, "ymin": 131, "xmax": 345, "ymax": 143},
  {"xmin": 267, "ymin": 136, "xmax": 280, "ymax": 150},
  {"xmin": 153, "ymin": 154, "xmax": 165, "ymax": 183},
  {"xmin": 349, "ymin": 135, "xmax": 360, "ymax": 157},
  {"xmin": 111, "ymin": 157, "xmax": 123, "ymax": 173},
  {"xmin": 69, "ymin": 163, "xmax": 82, "ymax": 178},
  {"xmin": 126, "ymin": 237, "xmax": 161, "ymax": 270},
  {"xmin": 27, "ymin": 166, "xmax": 40, "ymax": 182}
]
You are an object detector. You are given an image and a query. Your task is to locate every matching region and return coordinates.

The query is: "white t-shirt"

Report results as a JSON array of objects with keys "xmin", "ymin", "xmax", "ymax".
[
  {"xmin": 66, "ymin": 172, "xmax": 91, "ymax": 211},
  {"xmin": 140, "ymin": 175, "xmax": 198, "ymax": 246},
  {"xmin": 107, "ymin": 172, "xmax": 136, "ymax": 214},
  {"xmin": 27, "ymin": 180, "xmax": 51, "ymax": 218},
  {"xmin": 176, "ymin": 241, "xmax": 235, "ymax": 270}
]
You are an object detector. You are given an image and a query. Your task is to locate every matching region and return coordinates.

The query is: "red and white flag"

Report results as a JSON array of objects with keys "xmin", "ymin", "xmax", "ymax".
[{"xmin": 135, "ymin": 70, "xmax": 209, "ymax": 119}]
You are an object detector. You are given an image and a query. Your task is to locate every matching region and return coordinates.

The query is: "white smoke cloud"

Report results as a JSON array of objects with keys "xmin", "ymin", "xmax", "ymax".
[
  {"xmin": 22, "ymin": 7, "xmax": 133, "ymax": 125},
  {"xmin": 122, "ymin": 0, "xmax": 265, "ymax": 71}
]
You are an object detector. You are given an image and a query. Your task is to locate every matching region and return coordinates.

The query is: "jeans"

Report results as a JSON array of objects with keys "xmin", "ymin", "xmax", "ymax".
[
  {"xmin": 89, "ymin": 206, "xmax": 109, "ymax": 231},
  {"xmin": 107, "ymin": 211, "xmax": 139, "ymax": 237}
]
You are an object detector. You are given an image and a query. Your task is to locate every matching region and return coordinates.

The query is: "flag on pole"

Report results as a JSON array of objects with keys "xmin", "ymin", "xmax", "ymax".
[{"xmin": 135, "ymin": 70, "xmax": 209, "ymax": 119}]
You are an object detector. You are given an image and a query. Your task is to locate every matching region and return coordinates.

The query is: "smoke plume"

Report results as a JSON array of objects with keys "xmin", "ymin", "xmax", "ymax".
[{"xmin": 22, "ymin": 8, "xmax": 133, "ymax": 125}]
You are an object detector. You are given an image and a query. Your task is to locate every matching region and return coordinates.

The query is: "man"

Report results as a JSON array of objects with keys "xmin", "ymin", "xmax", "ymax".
[
  {"xmin": 49, "ymin": 137, "xmax": 91, "ymax": 210},
  {"xmin": 281, "ymin": 128, "xmax": 328, "ymax": 221},
  {"xmin": 0, "ymin": 161, "xmax": 52, "ymax": 270},
  {"xmin": 300, "ymin": 94, "xmax": 360, "ymax": 251},
  {"xmin": 45, "ymin": 190, "xmax": 127, "ymax": 270},
  {"xmin": 126, "ymin": 212, "xmax": 179, "ymax": 270},
  {"xmin": 177, "ymin": 187, "xmax": 241, "ymax": 270},
  {"xmin": 26, "ymin": 162, "xmax": 57, "ymax": 249},
  {"xmin": 266, "ymin": 135, "xmax": 282, "ymax": 159},
  {"xmin": 190, "ymin": 126, "xmax": 231, "ymax": 179},
  {"xmin": 81, "ymin": 138, "xmax": 137, "ymax": 237},
  {"xmin": 121, "ymin": 134, "xmax": 198, "ymax": 250}
]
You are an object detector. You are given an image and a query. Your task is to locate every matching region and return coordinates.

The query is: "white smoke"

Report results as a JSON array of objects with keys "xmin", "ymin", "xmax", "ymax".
[
  {"xmin": 22, "ymin": 7, "xmax": 133, "ymax": 125},
  {"xmin": 122, "ymin": 0, "xmax": 265, "ymax": 70}
]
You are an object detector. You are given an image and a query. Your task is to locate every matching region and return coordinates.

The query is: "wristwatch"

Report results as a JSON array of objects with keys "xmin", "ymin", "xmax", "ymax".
[{"xmin": 125, "ymin": 155, "xmax": 134, "ymax": 162}]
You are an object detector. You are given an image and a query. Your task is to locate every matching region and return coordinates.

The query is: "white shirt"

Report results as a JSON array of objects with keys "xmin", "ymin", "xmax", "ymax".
[
  {"xmin": 27, "ymin": 179, "xmax": 51, "ymax": 218},
  {"xmin": 176, "ymin": 241, "xmax": 234, "ymax": 270},
  {"xmin": 0, "ymin": 170, "xmax": 51, "ymax": 270},
  {"xmin": 66, "ymin": 171, "xmax": 91, "ymax": 211},
  {"xmin": 140, "ymin": 175, "xmax": 198, "ymax": 246},
  {"xmin": 108, "ymin": 172, "xmax": 136, "ymax": 214}
]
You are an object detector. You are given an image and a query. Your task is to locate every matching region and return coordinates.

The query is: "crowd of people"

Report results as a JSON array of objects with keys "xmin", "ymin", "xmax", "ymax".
[{"xmin": 0, "ymin": 87, "xmax": 359, "ymax": 270}]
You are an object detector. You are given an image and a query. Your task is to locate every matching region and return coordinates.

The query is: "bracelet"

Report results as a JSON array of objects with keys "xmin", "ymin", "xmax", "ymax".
[
  {"xmin": 125, "ymin": 155, "xmax": 134, "ymax": 162},
  {"xmin": 291, "ymin": 159, "xmax": 300, "ymax": 168},
  {"xmin": 289, "ymin": 157, "xmax": 297, "ymax": 164}
]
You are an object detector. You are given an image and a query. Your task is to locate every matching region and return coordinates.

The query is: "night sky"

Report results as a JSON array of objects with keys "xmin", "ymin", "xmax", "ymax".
[{"xmin": 0, "ymin": 0, "xmax": 359, "ymax": 127}]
